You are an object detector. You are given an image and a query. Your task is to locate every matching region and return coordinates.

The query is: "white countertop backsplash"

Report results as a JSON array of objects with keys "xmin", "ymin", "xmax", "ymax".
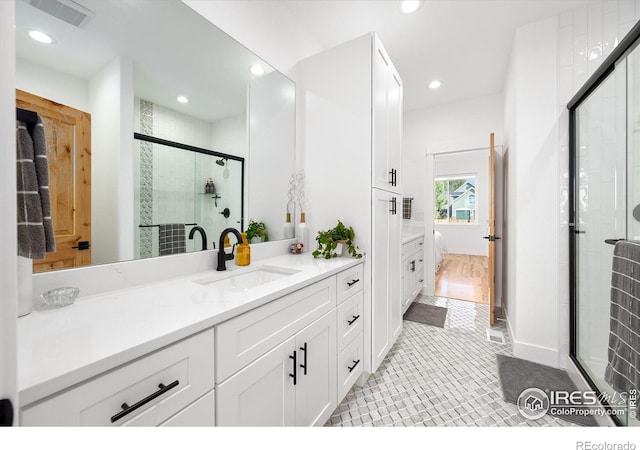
[{"xmin": 20, "ymin": 243, "xmax": 362, "ymax": 406}]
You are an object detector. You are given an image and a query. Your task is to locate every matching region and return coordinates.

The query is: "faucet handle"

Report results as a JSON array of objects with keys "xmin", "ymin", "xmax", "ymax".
[{"xmin": 225, "ymin": 243, "xmax": 237, "ymax": 261}]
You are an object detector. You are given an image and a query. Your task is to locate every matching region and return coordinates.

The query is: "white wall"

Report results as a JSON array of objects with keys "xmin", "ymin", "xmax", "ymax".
[
  {"xmin": 0, "ymin": 0, "xmax": 18, "ymax": 421},
  {"xmin": 503, "ymin": 16, "xmax": 561, "ymax": 367},
  {"xmin": 16, "ymin": 59, "xmax": 89, "ymax": 112},
  {"xmin": 89, "ymin": 57, "xmax": 135, "ymax": 265},
  {"xmin": 402, "ymin": 93, "xmax": 504, "ymax": 226},
  {"xmin": 434, "ymin": 150, "xmax": 489, "ymax": 256},
  {"xmin": 248, "ymin": 71, "xmax": 296, "ymax": 242}
]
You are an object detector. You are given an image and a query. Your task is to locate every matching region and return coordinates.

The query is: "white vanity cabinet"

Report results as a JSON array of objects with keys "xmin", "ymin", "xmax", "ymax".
[
  {"xmin": 402, "ymin": 236, "xmax": 425, "ymax": 313},
  {"xmin": 216, "ymin": 277, "xmax": 338, "ymax": 427},
  {"xmin": 20, "ymin": 328, "xmax": 215, "ymax": 426},
  {"xmin": 301, "ymin": 32, "xmax": 403, "ymax": 378}
]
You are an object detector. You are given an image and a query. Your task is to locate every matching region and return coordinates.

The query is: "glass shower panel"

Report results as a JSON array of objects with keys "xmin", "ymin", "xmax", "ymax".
[
  {"xmin": 574, "ymin": 63, "xmax": 628, "ymax": 424},
  {"xmin": 626, "ymin": 42, "xmax": 640, "ymax": 427}
]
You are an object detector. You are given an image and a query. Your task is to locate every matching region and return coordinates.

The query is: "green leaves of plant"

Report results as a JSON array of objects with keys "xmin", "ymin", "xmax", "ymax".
[{"xmin": 312, "ymin": 220, "xmax": 363, "ymax": 259}]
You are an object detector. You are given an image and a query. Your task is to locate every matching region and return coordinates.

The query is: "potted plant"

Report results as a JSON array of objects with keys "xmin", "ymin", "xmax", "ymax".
[
  {"xmin": 312, "ymin": 220, "xmax": 363, "ymax": 259},
  {"xmin": 246, "ymin": 219, "xmax": 269, "ymax": 244}
]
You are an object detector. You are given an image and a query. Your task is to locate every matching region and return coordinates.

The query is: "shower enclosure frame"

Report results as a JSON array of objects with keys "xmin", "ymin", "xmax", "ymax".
[
  {"xmin": 133, "ymin": 132, "xmax": 246, "ymax": 232},
  {"xmin": 568, "ymin": 21, "xmax": 640, "ymax": 427}
]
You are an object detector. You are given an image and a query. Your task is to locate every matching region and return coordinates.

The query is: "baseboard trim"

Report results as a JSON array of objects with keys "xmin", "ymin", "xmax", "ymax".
[{"xmin": 503, "ymin": 305, "xmax": 560, "ymax": 368}]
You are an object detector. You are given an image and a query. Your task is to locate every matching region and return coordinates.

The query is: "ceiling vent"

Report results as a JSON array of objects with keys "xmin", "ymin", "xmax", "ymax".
[{"xmin": 23, "ymin": 0, "xmax": 95, "ymax": 28}]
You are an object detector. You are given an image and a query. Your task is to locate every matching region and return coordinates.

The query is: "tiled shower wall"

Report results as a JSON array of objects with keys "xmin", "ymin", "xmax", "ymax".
[{"xmin": 556, "ymin": 0, "xmax": 640, "ymax": 362}]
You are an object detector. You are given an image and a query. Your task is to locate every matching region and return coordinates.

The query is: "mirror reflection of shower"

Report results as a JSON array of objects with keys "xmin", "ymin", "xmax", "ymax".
[{"xmin": 217, "ymin": 157, "xmax": 230, "ymax": 179}]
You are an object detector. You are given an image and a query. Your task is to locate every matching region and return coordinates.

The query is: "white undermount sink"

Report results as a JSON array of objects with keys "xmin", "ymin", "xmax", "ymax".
[{"xmin": 194, "ymin": 265, "xmax": 300, "ymax": 292}]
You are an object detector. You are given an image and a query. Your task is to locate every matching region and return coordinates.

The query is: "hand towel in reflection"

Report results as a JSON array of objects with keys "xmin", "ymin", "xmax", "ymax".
[{"xmin": 159, "ymin": 223, "xmax": 186, "ymax": 255}]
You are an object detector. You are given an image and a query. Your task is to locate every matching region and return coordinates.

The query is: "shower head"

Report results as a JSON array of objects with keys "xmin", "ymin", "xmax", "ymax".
[{"xmin": 216, "ymin": 158, "xmax": 225, "ymax": 166}]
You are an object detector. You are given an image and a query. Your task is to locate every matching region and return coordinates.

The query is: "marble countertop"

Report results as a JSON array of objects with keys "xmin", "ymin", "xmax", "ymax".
[
  {"xmin": 402, "ymin": 231, "xmax": 424, "ymax": 244},
  {"xmin": 17, "ymin": 254, "xmax": 362, "ymax": 406}
]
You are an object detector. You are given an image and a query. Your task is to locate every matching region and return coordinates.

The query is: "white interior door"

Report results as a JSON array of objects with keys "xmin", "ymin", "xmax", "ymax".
[
  {"xmin": 424, "ymin": 154, "xmax": 436, "ymax": 296},
  {"xmin": 0, "ymin": 0, "xmax": 18, "ymax": 427}
]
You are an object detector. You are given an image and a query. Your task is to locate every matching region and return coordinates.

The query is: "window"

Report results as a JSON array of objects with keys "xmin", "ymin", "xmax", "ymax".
[{"xmin": 434, "ymin": 175, "xmax": 477, "ymax": 224}]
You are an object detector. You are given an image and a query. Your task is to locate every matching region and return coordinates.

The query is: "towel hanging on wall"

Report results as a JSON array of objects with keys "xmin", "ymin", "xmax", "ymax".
[
  {"xmin": 158, "ymin": 223, "xmax": 186, "ymax": 255},
  {"xmin": 16, "ymin": 112, "xmax": 55, "ymax": 259},
  {"xmin": 604, "ymin": 240, "xmax": 640, "ymax": 414}
]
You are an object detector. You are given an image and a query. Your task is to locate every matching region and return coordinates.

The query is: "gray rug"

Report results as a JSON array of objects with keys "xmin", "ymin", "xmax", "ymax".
[
  {"xmin": 497, "ymin": 354, "xmax": 598, "ymax": 426},
  {"xmin": 403, "ymin": 303, "xmax": 447, "ymax": 328}
]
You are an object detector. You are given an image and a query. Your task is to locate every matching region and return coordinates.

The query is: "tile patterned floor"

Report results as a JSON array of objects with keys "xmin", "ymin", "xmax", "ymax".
[{"xmin": 325, "ymin": 295, "xmax": 576, "ymax": 427}]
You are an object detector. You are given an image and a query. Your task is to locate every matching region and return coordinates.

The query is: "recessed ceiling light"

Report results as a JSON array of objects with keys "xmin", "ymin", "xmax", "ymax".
[
  {"xmin": 27, "ymin": 30, "xmax": 55, "ymax": 44},
  {"xmin": 428, "ymin": 80, "xmax": 442, "ymax": 89},
  {"xmin": 401, "ymin": 0, "xmax": 422, "ymax": 14},
  {"xmin": 249, "ymin": 64, "xmax": 265, "ymax": 76},
  {"xmin": 177, "ymin": 95, "xmax": 189, "ymax": 104}
]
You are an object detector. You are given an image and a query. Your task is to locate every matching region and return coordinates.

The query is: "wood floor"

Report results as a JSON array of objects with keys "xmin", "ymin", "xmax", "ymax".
[{"xmin": 435, "ymin": 253, "xmax": 489, "ymax": 304}]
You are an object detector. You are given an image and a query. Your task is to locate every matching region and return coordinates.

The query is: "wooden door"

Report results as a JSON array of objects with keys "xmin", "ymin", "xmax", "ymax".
[
  {"xmin": 295, "ymin": 310, "xmax": 336, "ymax": 427},
  {"xmin": 488, "ymin": 133, "xmax": 496, "ymax": 325},
  {"xmin": 216, "ymin": 336, "xmax": 296, "ymax": 426},
  {"xmin": 16, "ymin": 90, "xmax": 91, "ymax": 272}
]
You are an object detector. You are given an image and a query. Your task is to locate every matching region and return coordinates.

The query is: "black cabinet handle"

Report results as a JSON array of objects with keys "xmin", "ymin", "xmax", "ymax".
[
  {"xmin": 299, "ymin": 343, "xmax": 307, "ymax": 375},
  {"xmin": 0, "ymin": 399, "xmax": 13, "ymax": 426},
  {"xmin": 411, "ymin": 260, "xmax": 416, "ymax": 272},
  {"xmin": 289, "ymin": 351, "xmax": 297, "ymax": 385},
  {"xmin": 347, "ymin": 314, "xmax": 360, "ymax": 326},
  {"xmin": 389, "ymin": 197, "xmax": 397, "ymax": 215},
  {"xmin": 347, "ymin": 359, "xmax": 360, "ymax": 373},
  {"xmin": 419, "ymin": 259, "xmax": 423, "ymax": 262},
  {"xmin": 110, "ymin": 380, "xmax": 179, "ymax": 423},
  {"xmin": 419, "ymin": 279, "xmax": 424, "ymax": 283},
  {"xmin": 347, "ymin": 279, "xmax": 360, "ymax": 287},
  {"xmin": 388, "ymin": 168, "xmax": 397, "ymax": 187}
]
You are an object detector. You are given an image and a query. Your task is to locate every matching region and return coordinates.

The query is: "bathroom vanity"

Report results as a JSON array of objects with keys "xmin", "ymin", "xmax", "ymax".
[
  {"xmin": 17, "ymin": 255, "xmax": 364, "ymax": 426},
  {"xmin": 401, "ymin": 233, "xmax": 425, "ymax": 313}
]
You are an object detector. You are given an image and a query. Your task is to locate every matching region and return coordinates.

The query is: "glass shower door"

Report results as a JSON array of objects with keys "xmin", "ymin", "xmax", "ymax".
[{"xmin": 574, "ymin": 58, "xmax": 629, "ymax": 424}]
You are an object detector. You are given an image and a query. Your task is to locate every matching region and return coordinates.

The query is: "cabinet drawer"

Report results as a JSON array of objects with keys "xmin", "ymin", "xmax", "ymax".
[
  {"xmin": 337, "ymin": 264, "xmax": 363, "ymax": 304},
  {"xmin": 336, "ymin": 290, "xmax": 364, "ymax": 353},
  {"xmin": 216, "ymin": 277, "xmax": 336, "ymax": 382},
  {"xmin": 402, "ymin": 237, "xmax": 424, "ymax": 257},
  {"xmin": 160, "ymin": 390, "xmax": 215, "ymax": 427},
  {"xmin": 21, "ymin": 329, "xmax": 215, "ymax": 426},
  {"xmin": 337, "ymin": 332, "xmax": 363, "ymax": 401}
]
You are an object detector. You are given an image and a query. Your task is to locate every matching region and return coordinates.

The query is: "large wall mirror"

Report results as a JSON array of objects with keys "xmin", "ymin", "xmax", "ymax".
[{"xmin": 15, "ymin": 0, "xmax": 295, "ymax": 272}]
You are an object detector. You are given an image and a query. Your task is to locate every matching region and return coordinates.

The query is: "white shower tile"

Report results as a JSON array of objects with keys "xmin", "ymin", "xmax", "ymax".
[
  {"xmin": 619, "ymin": 0, "xmax": 636, "ymax": 23},
  {"xmin": 560, "ymin": 10, "xmax": 573, "ymax": 27},
  {"xmin": 558, "ymin": 66, "xmax": 574, "ymax": 106},
  {"xmin": 603, "ymin": 12, "xmax": 620, "ymax": 56},
  {"xmin": 573, "ymin": 6, "xmax": 588, "ymax": 35},
  {"xmin": 603, "ymin": 0, "xmax": 618, "ymax": 14},
  {"xmin": 559, "ymin": 25, "xmax": 574, "ymax": 67},
  {"xmin": 588, "ymin": 3, "xmax": 604, "ymax": 47},
  {"xmin": 573, "ymin": 34, "xmax": 588, "ymax": 78}
]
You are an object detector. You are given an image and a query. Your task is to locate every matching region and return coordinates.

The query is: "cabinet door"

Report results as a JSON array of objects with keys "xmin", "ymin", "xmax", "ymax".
[
  {"xmin": 372, "ymin": 42, "xmax": 391, "ymax": 191},
  {"xmin": 372, "ymin": 189, "xmax": 391, "ymax": 370},
  {"xmin": 389, "ymin": 202, "xmax": 402, "ymax": 342},
  {"xmin": 372, "ymin": 38, "xmax": 403, "ymax": 194},
  {"xmin": 402, "ymin": 256, "xmax": 413, "ymax": 310},
  {"xmin": 295, "ymin": 310, "xmax": 337, "ymax": 427},
  {"xmin": 217, "ymin": 336, "xmax": 296, "ymax": 426}
]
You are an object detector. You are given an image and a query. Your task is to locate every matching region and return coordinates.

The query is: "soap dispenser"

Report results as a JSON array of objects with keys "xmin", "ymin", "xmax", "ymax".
[{"xmin": 236, "ymin": 232, "xmax": 251, "ymax": 266}]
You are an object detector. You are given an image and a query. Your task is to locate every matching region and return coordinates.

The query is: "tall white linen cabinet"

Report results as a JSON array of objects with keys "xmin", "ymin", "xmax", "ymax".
[{"xmin": 300, "ymin": 33, "xmax": 403, "ymax": 380}]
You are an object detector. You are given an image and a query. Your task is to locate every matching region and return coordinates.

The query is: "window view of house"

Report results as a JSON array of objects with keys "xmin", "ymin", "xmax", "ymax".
[{"xmin": 434, "ymin": 176, "xmax": 477, "ymax": 224}]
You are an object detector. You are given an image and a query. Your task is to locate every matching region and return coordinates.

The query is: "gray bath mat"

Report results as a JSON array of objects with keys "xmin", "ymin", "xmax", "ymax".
[
  {"xmin": 497, "ymin": 354, "xmax": 598, "ymax": 426},
  {"xmin": 403, "ymin": 303, "xmax": 447, "ymax": 328}
]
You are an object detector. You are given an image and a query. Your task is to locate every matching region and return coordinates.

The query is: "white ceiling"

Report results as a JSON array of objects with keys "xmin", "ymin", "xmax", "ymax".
[
  {"xmin": 15, "ymin": 0, "xmax": 600, "ymax": 117},
  {"xmin": 279, "ymin": 0, "xmax": 599, "ymax": 111}
]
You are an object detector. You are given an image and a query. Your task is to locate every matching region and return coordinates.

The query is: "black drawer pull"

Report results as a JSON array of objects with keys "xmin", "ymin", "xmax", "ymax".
[
  {"xmin": 347, "ymin": 279, "xmax": 360, "ymax": 287},
  {"xmin": 289, "ymin": 351, "xmax": 297, "ymax": 385},
  {"xmin": 110, "ymin": 380, "xmax": 179, "ymax": 423},
  {"xmin": 347, "ymin": 314, "xmax": 360, "ymax": 326},
  {"xmin": 347, "ymin": 359, "xmax": 360, "ymax": 373},
  {"xmin": 299, "ymin": 343, "xmax": 308, "ymax": 375},
  {"xmin": 411, "ymin": 261, "xmax": 416, "ymax": 272}
]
